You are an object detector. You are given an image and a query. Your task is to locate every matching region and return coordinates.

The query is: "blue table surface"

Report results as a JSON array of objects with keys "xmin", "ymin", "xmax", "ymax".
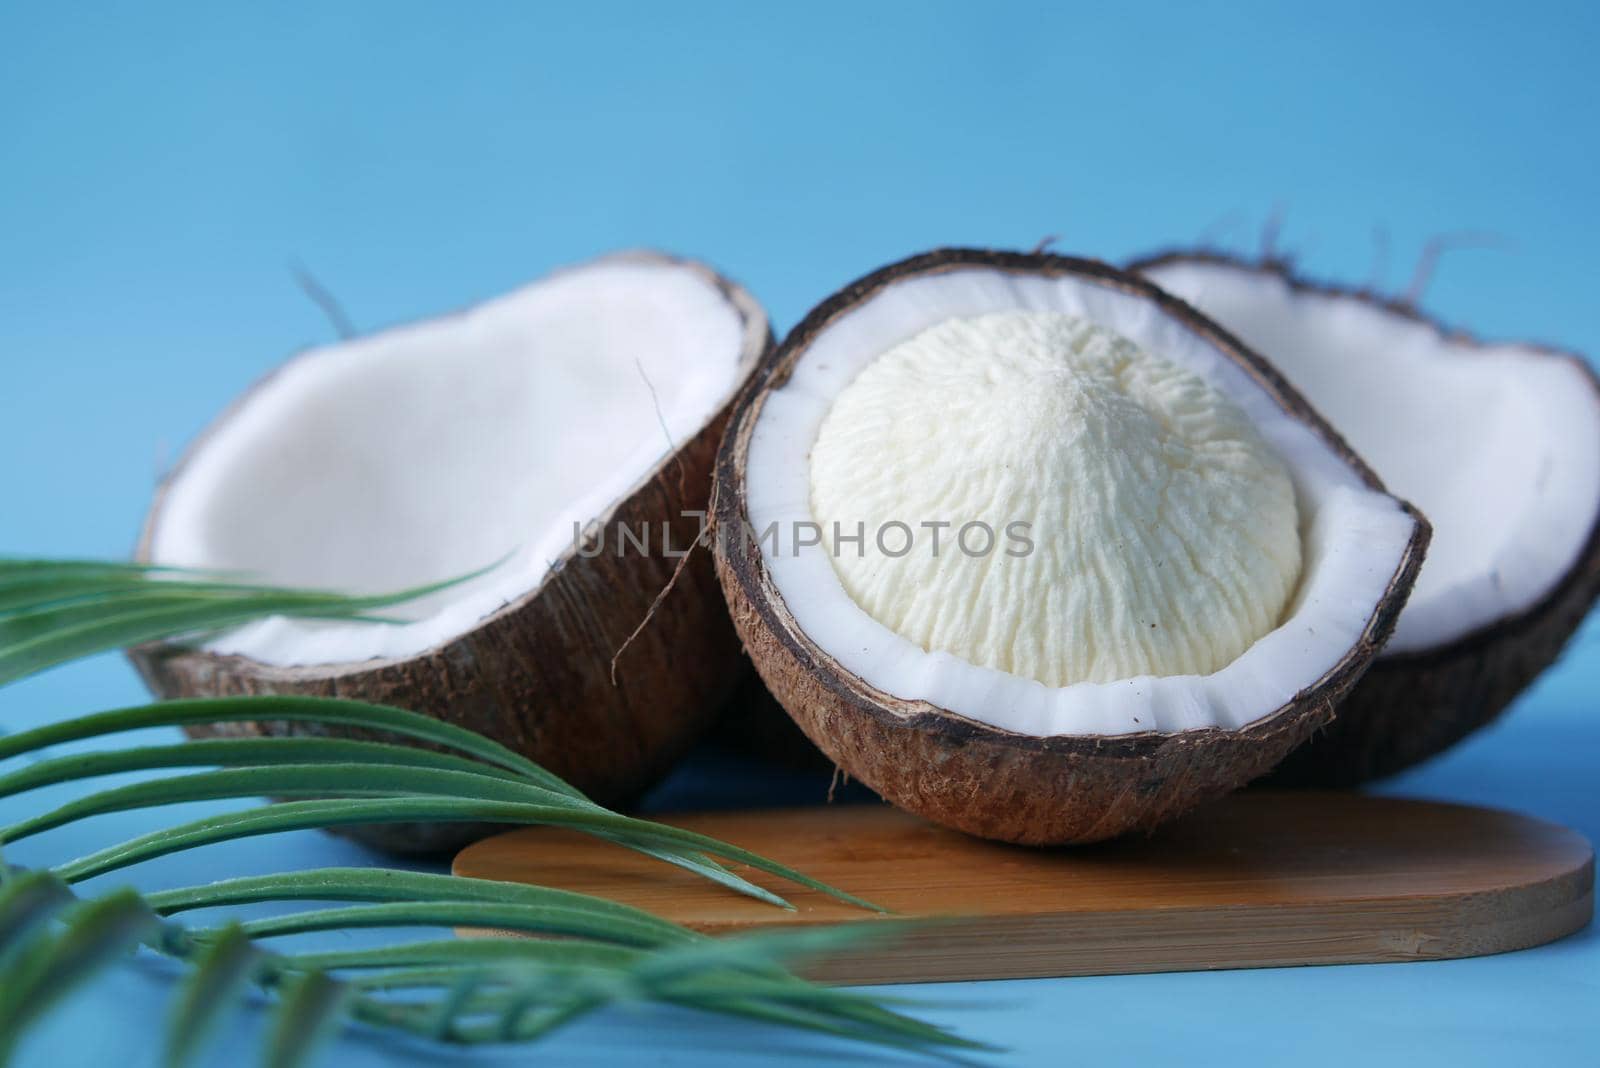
[{"xmin": 3, "ymin": 3, "xmax": 1597, "ymax": 1064}]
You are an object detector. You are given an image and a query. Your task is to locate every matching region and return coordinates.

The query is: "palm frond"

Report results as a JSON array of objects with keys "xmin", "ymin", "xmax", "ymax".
[
  {"xmin": 149, "ymin": 868, "xmax": 697, "ymax": 949},
  {"xmin": 0, "ymin": 736, "xmax": 534, "ymax": 800},
  {"xmin": 0, "ymin": 869, "xmax": 976, "ymax": 1065},
  {"xmin": 265, "ymin": 970, "xmax": 349, "ymax": 1068},
  {"xmin": 287, "ymin": 938, "xmax": 639, "ymax": 974},
  {"xmin": 164, "ymin": 924, "xmax": 261, "ymax": 1068},
  {"xmin": 0, "ymin": 696, "xmax": 580, "ymax": 796},
  {"xmin": 0, "ymin": 558, "xmax": 986, "ymax": 1065},
  {"xmin": 0, "ymin": 696, "xmax": 878, "ymax": 911},
  {"xmin": 0, "ymin": 557, "xmax": 496, "ymax": 687},
  {"xmin": 0, "ymin": 868, "xmax": 76, "ymax": 956},
  {"xmin": 0, "ymin": 890, "xmax": 165, "ymax": 1061}
]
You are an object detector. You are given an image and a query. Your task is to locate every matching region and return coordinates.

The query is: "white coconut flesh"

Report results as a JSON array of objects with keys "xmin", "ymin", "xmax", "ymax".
[
  {"xmin": 148, "ymin": 256, "xmax": 756, "ymax": 666},
  {"xmin": 811, "ymin": 311, "xmax": 1305, "ymax": 687},
  {"xmin": 745, "ymin": 268, "xmax": 1420, "ymax": 738},
  {"xmin": 1143, "ymin": 259, "xmax": 1600, "ymax": 654}
]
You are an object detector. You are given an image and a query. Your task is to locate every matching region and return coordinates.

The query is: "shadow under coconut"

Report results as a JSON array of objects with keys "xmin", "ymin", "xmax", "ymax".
[
  {"xmin": 643, "ymin": 663, "xmax": 880, "ymax": 815},
  {"xmin": 658, "ymin": 660, "xmax": 1600, "ymax": 849}
]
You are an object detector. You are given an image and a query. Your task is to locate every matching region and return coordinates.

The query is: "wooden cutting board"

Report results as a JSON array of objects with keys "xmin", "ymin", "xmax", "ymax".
[{"xmin": 452, "ymin": 791, "xmax": 1594, "ymax": 985}]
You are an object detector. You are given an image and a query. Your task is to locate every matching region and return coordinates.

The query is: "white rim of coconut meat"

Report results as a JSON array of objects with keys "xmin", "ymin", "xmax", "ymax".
[
  {"xmin": 1142, "ymin": 257, "xmax": 1600, "ymax": 655},
  {"xmin": 148, "ymin": 252, "xmax": 764, "ymax": 666},
  {"xmin": 743, "ymin": 265, "xmax": 1421, "ymax": 738}
]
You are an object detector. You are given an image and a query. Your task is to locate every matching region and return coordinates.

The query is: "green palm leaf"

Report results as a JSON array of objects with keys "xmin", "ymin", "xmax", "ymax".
[
  {"xmin": 47, "ymin": 791, "xmax": 877, "ymax": 911},
  {"xmin": 0, "ymin": 696, "xmax": 578, "ymax": 796},
  {"xmin": 0, "ymin": 890, "xmax": 165, "ymax": 1061},
  {"xmin": 0, "ymin": 557, "xmax": 987, "ymax": 1064},
  {"xmin": 0, "ymin": 698, "xmax": 879, "ymax": 910},
  {"xmin": 288, "ymin": 937, "xmax": 640, "ymax": 974},
  {"xmin": 0, "ymin": 736, "xmax": 534, "ymax": 799},
  {"xmin": 264, "ymin": 971, "xmax": 348, "ymax": 1068},
  {"xmin": 164, "ymin": 923, "xmax": 261, "ymax": 1068},
  {"xmin": 0, "ymin": 557, "xmax": 496, "ymax": 687},
  {"xmin": 0, "ymin": 868, "xmax": 76, "ymax": 956},
  {"xmin": 148, "ymin": 868, "xmax": 696, "ymax": 944},
  {"xmin": 232, "ymin": 900, "xmax": 679, "ymax": 948},
  {"xmin": 2, "ymin": 762, "xmax": 576, "ymax": 843}
]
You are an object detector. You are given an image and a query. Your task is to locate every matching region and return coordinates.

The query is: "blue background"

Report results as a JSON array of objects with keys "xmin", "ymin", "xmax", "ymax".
[{"xmin": 3, "ymin": 2, "xmax": 1598, "ymax": 1064}]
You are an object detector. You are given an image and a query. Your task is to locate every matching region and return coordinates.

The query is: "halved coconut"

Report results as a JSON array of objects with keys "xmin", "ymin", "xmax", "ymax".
[
  {"xmin": 1135, "ymin": 250, "xmax": 1600, "ymax": 783},
  {"xmin": 131, "ymin": 251, "xmax": 771, "ymax": 853},
  {"xmin": 713, "ymin": 248, "xmax": 1429, "ymax": 845}
]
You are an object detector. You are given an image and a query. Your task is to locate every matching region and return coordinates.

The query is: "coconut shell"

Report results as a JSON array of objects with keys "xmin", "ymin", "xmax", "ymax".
[
  {"xmin": 1132, "ymin": 250, "xmax": 1600, "ymax": 786},
  {"xmin": 129, "ymin": 252, "xmax": 773, "ymax": 855},
  {"xmin": 712, "ymin": 248, "xmax": 1430, "ymax": 845}
]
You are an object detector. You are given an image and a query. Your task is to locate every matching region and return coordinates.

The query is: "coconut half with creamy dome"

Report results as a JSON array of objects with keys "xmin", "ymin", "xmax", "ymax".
[
  {"xmin": 1135, "ymin": 250, "xmax": 1600, "ymax": 784},
  {"xmin": 131, "ymin": 250, "xmax": 771, "ymax": 853},
  {"xmin": 713, "ymin": 248, "xmax": 1428, "ymax": 845}
]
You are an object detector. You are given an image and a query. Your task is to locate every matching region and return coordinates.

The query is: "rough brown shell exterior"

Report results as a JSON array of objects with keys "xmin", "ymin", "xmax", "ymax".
[
  {"xmin": 129, "ymin": 251, "xmax": 772, "ymax": 855},
  {"xmin": 713, "ymin": 248, "xmax": 1430, "ymax": 845},
  {"xmin": 1132, "ymin": 249, "xmax": 1600, "ymax": 786}
]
